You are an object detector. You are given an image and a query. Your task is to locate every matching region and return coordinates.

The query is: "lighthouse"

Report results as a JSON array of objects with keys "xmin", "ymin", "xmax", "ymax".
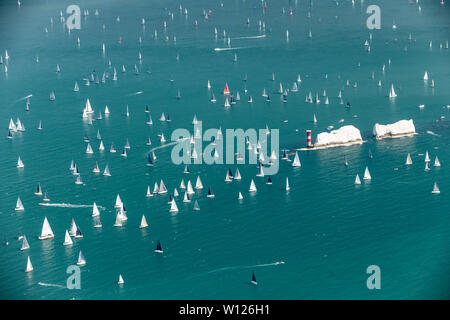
[{"xmin": 306, "ymin": 130, "xmax": 313, "ymax": 148}]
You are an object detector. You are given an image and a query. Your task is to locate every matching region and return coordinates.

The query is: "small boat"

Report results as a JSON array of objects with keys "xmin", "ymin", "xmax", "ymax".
[
  {"xmin": 249, "ymin": 179, "xmax": 257, "ymax": 192},
  {"xmin": 405, "ymin": 153, "xmax": 412, "ymax": 165},
  {"xmin": 103, "ymin": 164, "xmax": 111, "ymax": 176},
  {"xmin": 38, "ymin": 217, "xmax": 54, "ymax": 240},
  {"xmin": 139, "ymin": 215, "xmax": 148, "ymax": 228},
  {"xmin": 69, "ymin": 219, "xmax": 78, "ymax": 237},
  {"xmin": 207, "ymin": 186, "xmax": 215, "ymax": 198},
  {"xmin": 25, "ymin": 256, "xmax": 33, "ymax": 273},
  {"xmin": 15, "ymin": 196, "xmax": 24, "ymax": 211},
  {"xmin": 195, "ymin": 176, "xmax": 204, "ymax": 189},
  {"xmin": 63, "ymin": 230, "xmax": 73, "ymax": 246},
  {"xmin": 187, "ymin": 180, "xmax": 195, "ymax": 194},
  {"xmin": 431, "ymin": 182, "xmax": 440, "ymax": 194},
  {"xmin": 77, "ymin": 250, "xmax": 86, "ymax": 266},
  {"xmin": 155, "ymin": 241, "xmax": 163, "ymax": 253},
  {"xmin": 251, "ymin": 272, "xmax": 258, "ymax": 285},
  {"xmin": 355, "ymin": 174, "xmax": 361, "ymax": 185},
  {"xmin": 20, "ymin": 235, "xmax": 30, "ymax": 251},
  {"xmin": 75, "ymin": 226, "xmax": 83, "ymax": 238},
  {"xmin": 92, "ymin": 202, "xmax": 100, "ymax": 217},
  {"xmin": 146, "ymin": 186, "xmax": 153, "ymax": 197},
  {"xmin": 434, "ymin": 156, "xmax": 441, "ymax": 167},
  {"xmin": 389, "ymin": 84, "xmax": 397, "ymax": 98},
  {"xmin": 118, "ymin": 275, "xmax": 124, "ymax": 285},
  {"xmin": 238, "ymin": 192, "xmax": 243, "ymax": 200},
  {"xmin": 234, "ymin": 168, "xmax": 242, "ymax": 180},
  {"xmin": 285, "ymin": 177, "xmax": 290, "ymax": 191},
  {"xmin": 193, "ymin": 200, "xmax": 200, "ymax": 211},
  {"xmin": 159, "ymin": 180, "xmax": 168, "ymax": 194},
  {"xmin": 363, "ymin": 167, "xmax": 371, "ymax": 180},
  {"xmin": 169, "ymin": 199, "xmax": 179, "ymax": 213},
  {"xmin": 292, "ymin": 152, "xmax": 301, "ymax": 167},
  {"xmin": 114, "ymin": 212, "xmax": 123, "ymax": 227},
  {"xmin": 17, "ymin": 156, "xmax": 24, "ymax": 168},
  {"xmin": 425, "ymin": 151, "xmax": 430, "ymax": 162},
  {"xmin": 35, "ymin": 183, "xmax": 43, "ymax": 196},
  {"xmin": 43, "ymin": 191, "xmax": 50, "ymax": 202}
]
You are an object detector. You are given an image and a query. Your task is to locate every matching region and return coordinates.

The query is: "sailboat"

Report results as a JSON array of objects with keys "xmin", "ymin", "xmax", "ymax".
[
  {"xmin": 114, "ymin": 212, "xmax": 123, "ymax": 227},
  {"xmin": 69, "ymin": 219, "xmax": 78, "ymax": 237},
  {"xmin": 434, "ymin": 156, "xmax": 441, "ymax": 167},
  {"xmin": 75, "ymin": 175, "xmax": 83, "ymax": 185},
  {"xmin": 432, "ymin": 182, "xmax": 440, "ymax": 194},
  {"xmin": 77, "ymin": 250, "xmax": 86, "ymax": 266},
  {"xmin": 354, "ymin": 174, "xmax": 361, "ymax": 185},
  {"xmin": 249, "ymin": 179, "xmax": 257, "ymax": 192},
  {"xmin": 103, "ymin": 164, "xmax": 111, "ymax": 176},
  {"xmin": 43, "ymin": 191, "xmax": 50, "ymax": 202},
  {"xmin": 139, "ymin": 215, "xmax": 148, "ymax": 229},
  {"xmin": 118, "ymin": 275, "xmax": 124, "ymax": 285},
  {"xmin": 195, "ymin": 176, "xmax": 203, "ymax": 189},
  {"xmin": 207, "ymin": 186, "xmax": 215, "ymax": 198},
  {"xmin": 187, "ymin": 180, "xmax": 195, "ymax": 195},
  {"xmin": 169, "ymin": 199, "xmax": 179, "ymax": 213},
  {"xmin": 424, "ymin": 71, "xmax": 429, "ymax": 81},
  {"xmin": 159, "ymin": 180, "xmax": 168, "ymax": 194},
  {"xmin": 98, "ymin": 141, "xmax": 105, "ymax": 151},
  {"xmin": 92, "ymin": 202, "xmax": 100, "ymax": 217},
  {"xmin": 15, "ymin": 196, "xmax": 24, "ymax": 211},
  {"xmin": 25, "ymin": 256, "xmax": 33, "ymax": 273},
  {"xmin": 146, "ymin": 186, "xmax": 153, "ymax": 197},
  {"xmin": 285, "ymin": 177, "xmax": 290, "ymax": 191},
  {"xmin": 363, "ymin": 167, "xmax": 371, "ymax": 180},
  {"xmin": 425, "ymin": 151, "xmax": 430, "ymax": 162},
  {"xmin": 49, "ymin": 91, "xmax": 55, "ymax": 101},
  {"xmin": 86, "ymin": 143, "xmax": 94, "ymax": 154},
  {"xmin": 63, "ymin": 230, "xmax": 73, "ymax": 246},
  {"xmin": 155, "ymin": 241, "xmax": 163, "ymax": 253},
  {"xmin": 292, "ymin": 152, "xmax": 301, "ymax": 167},
  {"xmin": 389, "ymin": 84, "xmax": 397, "ymax": 98},
  {"xmin": 38, "ymin": 217, "xmax": 54, "ymax": 240},
  {"xmin": 183, "ymin": 191, "xmax": 191, "ymax": 203},
  {"xmin": 35, "ymin": 183, "xmax": 43, "ymax": 196},
  {"xmin": 20, "ymin": 235, "xmax": 30, "ymax": 251},
  {"xmin": 17, "ymin": 156, "xmax": 24, "ymax": 168},
  {"xmin": 251, "ymin": 272, "xmax": 258, "ymax": 285},
  {"xmin": 37, "ymin": 120, "xmax": 43, "ymax": 130},
  {"xmin": 405, "ymin": 153, "xmax": 413, "ymax": 165},
  {"xmin": 234, "ymin": 168, "xmax": 242, "ymax": 180},
  {"xmin": 238, "ymin": 192, "xmax": 244, "ymax": 200}
]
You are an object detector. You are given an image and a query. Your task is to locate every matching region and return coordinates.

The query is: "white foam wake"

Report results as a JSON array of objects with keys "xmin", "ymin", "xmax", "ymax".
[
  {"xmin": 207, "ymin": 261, "xmax": 285, "ymax": 274},
  {"xmin": 148, "ymin": 138, "xmax": 189, "ymax": 152},
  {"xmin": 232, "ymin": 34, "xmax": 266, "ymax": 40},
  {"xmin": 426, "ymin": 130, "xmax": 440, "ymax": 137},
  {"xmin": 214, "ymin": 47, "xmax": 247, "ymax": 51},
  {"xmin": 39, "ymin": 203, "xmax": 105, "ymax": 209},
  {"xmin": 38, "ymin": 282, "xmax": 66, "ymax": 289},
  {"xmin": 16, "ymin": 94, "xmax": 33, "ymax": 102},
  {"xmin": 127, "ymin": 91, "xmax": 143, "ymax": 96}
]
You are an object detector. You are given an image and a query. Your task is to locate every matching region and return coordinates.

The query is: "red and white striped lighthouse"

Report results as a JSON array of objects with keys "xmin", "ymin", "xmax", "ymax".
[{"xmin": 306, "ymin": 130, "xmax": 312, "ymax": 148}]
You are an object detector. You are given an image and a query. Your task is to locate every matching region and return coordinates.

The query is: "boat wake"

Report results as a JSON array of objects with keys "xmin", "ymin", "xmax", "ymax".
[
  {"xmin": 39, "ymin": 203, "xmax": 105, "ymax": 209},
  {"xmin": 426, "ymin": 130, "xmax": 440, "ymax": 137},
  {"xmin": 38, "ymin": 282, "xmax": 66, "ymax": 289},
  {"xmin": 148, "ymin": 138, "xmax": 189, "ymax": 152},
  {"xmin": 207, "ymin": 261, "xmax": 285, "ymax": 274},
  {"xmin": 214, "ymin": 47, "xmax": 247, "ymax": 52},
  {"xmin": 16, "ymin": 94, "xmax": 33, "ymax": 102},
  {"xmin": 232, "ymin": 34, "xmax": 266, "ymax": 40},
  {"xmin": 127, "ymin": 91, "xmax": 143, "ymax": 96}
]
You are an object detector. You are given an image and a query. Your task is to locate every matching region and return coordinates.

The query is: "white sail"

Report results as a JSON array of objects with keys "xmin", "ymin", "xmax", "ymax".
[
  {"xmin": 234, "ymin": 168, "xmax": 242, "ymax": 180},
  {"xmin": 114, "ymin": 212, "xmax": 123, "ymax": 226},
  {"xmin": 355, "ymin": 174, "xmax": 361, "ymax": 185},
  {"xmin": 139, "ymin": 215, "xmax": 148, "ymax": 228},
  {"xmin": 86, "ymin": 143, "xmax": 93, "ymax": 154},
  {"xmin": 159, "ymin": 180, "xmax": 168, "ymax": 194},
  {"xmin": 77, "ymin": 250, "xmax": 86, "ymax": 266},
  {"xmin": 249, "ymin": 179, "xmax": 257, "ymax": 192},
  {"xmin": 17, "ymin": 156, "xmax": 24, "ymax": 168},
  {"xmin": 432, "ymin": 182, "xmax": 440, "ymax": 194},
  {"xmin": 405, "ymin": 153, "xmax": 412, "ymax": 165},
  {"xmin": 21, "ymin": 235, "xmax": 30, "ymax": 250},
  {"xmin": 69, "ymin": 219, "xmax": 77, "ymax": 236},
  {"xmin": 25, "ymin": 256, "xmax": 33, "ymax": 272},
  {"xmin": 183, "ymin": 191, "xmax": 191, "ymax": 203},
  {"xmin": 434, "ymin": 156, "xmax": 441, "ymax": 167},
  {"xmin": 85, "ymin": 98, "xmax": 94, "ymax": 113},
  {"xmin": 104, "ymin": 106, "xmax": 110, "ymax": 115},
  {"xmin": 15, "ymin": 196, "xmax": 24, "ymax": 211},
  {"xmin": 389, "ymin": 84, "xmax": 397, "ymax": 98},
  {"xmin": 103, "ymin": 163, "xmax": 111, "ymax": 176},
  {"xmin": 292, "ymin": 152, "xmax": 301, "ymax": 167},
  {"xmin": 92, "ymin": 202, "xmax": 100, "ymax": 217},
  {"xmin": 63, "ymin": 230, "xmax": 73, "ymax": 246},
  {"xmin": 39, "ymin": 217, "xmax": 54, "ymax": 239},
  {"xmin": 146, "ymin": 186, "xmax": 152, "ymax": 197},
  {"xmin": 195, "ymin": 176, "xmax": 203, "ymax": 189},
  {"xmin": 180, "ymin": 179, "xmax": 186, "ymax": 189},
  {"xmin": 285, "ymin": 177, "xmax": 290, "ymax": 191},
  {"xmin": 363, "ymin": 167, "xmax": 371, "ymax": 180},
  {"xmin": 423, "ymin": 71, "xmax": 428, "ymax": 81},
  {"xmin": 169, "ymin": 199, "xmax": 179, "ymax": 213},
  {"xmin": 115, "ymin": 194, "xmax": 122, "ymax": 208},
  {"xmin": 74, "ymin": 82, "xmax": 79, "ymax": 92},
  {"xmin": 425, "ymin": 151, "xmax": 430, "ymax": 162},
  {"xmin": 238, "ymin": 192, "xmax": 243, "ymax": 200},
  {"xmin": 118, "ymin": 274, "xmax": 124, "ymax": 284},
  {"xmin": 187, "ymin": 180, "xmax": 195, "ymax": 194}
]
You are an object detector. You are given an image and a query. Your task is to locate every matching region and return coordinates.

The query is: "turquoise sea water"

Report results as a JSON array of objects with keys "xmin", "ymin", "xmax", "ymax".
[{"xmin": 0, "ymin": 0, "xmax": 449, "ymax": 299}]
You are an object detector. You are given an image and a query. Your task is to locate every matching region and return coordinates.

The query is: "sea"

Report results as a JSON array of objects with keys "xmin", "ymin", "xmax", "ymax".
[{"xmin": 0, "ymin": 0, "xmax": 449, "ymax": 299}]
